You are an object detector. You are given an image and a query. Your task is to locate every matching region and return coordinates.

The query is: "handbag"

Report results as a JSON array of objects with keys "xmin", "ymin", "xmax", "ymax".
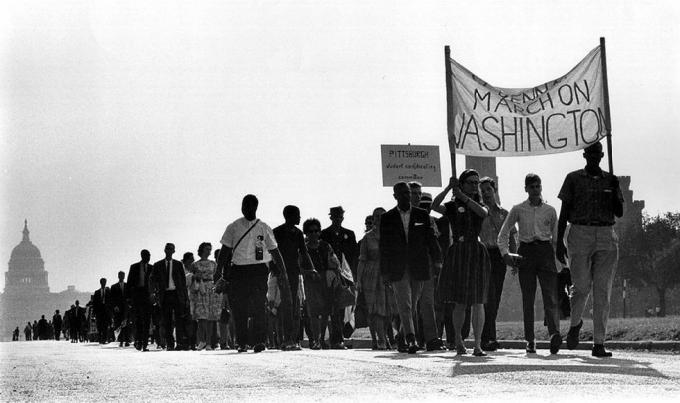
[{"xmin": 335, "ymin": 279, "xmax": 357, "ymax": 309}]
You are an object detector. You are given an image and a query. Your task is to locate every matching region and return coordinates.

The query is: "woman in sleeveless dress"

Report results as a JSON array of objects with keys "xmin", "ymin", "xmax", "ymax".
[
  {"xmin": 431, "ymin": 169, "xmax": 490, "ymax": 356},
  {"xmin": 190, "ymin": 242, "xmax": 222, "ymax": 350},
  {"xmin": 357, "ymin": 207, "xmax": 389, "ymax": 350}
]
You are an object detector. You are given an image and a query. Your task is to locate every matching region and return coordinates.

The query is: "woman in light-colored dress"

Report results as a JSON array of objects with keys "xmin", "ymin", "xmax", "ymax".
[
  {"xmin": 357, "ymin": 207, "xmax": 389, "ymax": 350},
  {"xmin": 190, "ymin": 242, "xmax": 222, "ymax": 350}
]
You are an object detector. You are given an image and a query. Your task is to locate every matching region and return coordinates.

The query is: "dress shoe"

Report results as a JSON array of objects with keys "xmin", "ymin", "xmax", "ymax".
[
  {"xmin": 253, "ymin": 343, "xmax": 266, "ymax": 353},
  {"xmin": 320, "ymin": 340, "xmax": 330, "ymax": 350},
  {"xmin": 525, "ymin": 341, "xmax": 536, "ymax": 354},
  {"xmin": 472, "ymin": 348, "xmax": 487, "ymax": 357},
  {"xmin": 330, "ymin": 342, "xmax": 347, "ymax": 350},
  {"xmin": 592, "ymin": 344, "xmax": 613, "ymax": 357},
  {"xmin": 407, "ymin": 341, "xmax": 418, "ymax": 354},
  {"xmin": 290, "ymin": 343, "xmax": 302, "ymax": 351},
  {"xmin": 142, "ymin": 346, "xmax": 149, "ymax": 352},
  {"xmin": 309, "ymin": 341, "xmax": 320, "ymax": 350},
  {"xmin": 197, "ymin": 342, "xmax": 207, "ymax": 350},
  {"xmin": 125, "ymin": 342, "xmax": 130, "ymax": 347},
  {"xmin": 567, "ymin": 320, "xmax": 583, "ymax": 350},
  {"xmin": 455, "ymin": 344, "xmax": 468, "ymax": 355},
  {"xmin": 119, "ymin": 342, "xmax": 124, "ymax": 347},
  {"xmin": 237, "ymin": 345, "xmax": 248, "ymax": 353},
  {"xmin": 134, "ymin": 342, "xmax": 141, "ymax": 351},
  {"xmin": 425, "ymin": 338, "xmax": 446, "ymax": 351},
  {"xmin": 371, "ymin": 340, "xmax": 379, "ymax": 350},
  {"xmin": 395, "ymin": 333, "xmax": 406, "ymax": 351},
  {"xmin": 550, "ymin": 333, "xmax": 563, "ymax": 355}
]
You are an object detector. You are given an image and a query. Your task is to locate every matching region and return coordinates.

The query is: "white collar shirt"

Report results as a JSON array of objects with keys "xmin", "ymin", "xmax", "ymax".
[
  {"xmin": 398, "ymin": 207, "xmax": 411, "ymax": 241},
  {"xmin": 166, "ymin": 259, "xmax": 176, "ymax": 291},
  {"xmin": 497, "ymin": 199, "xmax": 558, "ymax": 256}
]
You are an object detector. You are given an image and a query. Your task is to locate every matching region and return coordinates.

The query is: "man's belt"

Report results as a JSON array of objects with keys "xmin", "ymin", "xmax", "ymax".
[
  {"xmin": 571, "ymin": 221, "xmax": 613, "ymax": 227},
  {"xmin": 520, "ymin": 240, "xmax": 551, "ymax": 246}
]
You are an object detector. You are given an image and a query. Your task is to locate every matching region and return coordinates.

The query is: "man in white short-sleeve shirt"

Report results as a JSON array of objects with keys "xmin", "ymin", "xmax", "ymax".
[{"xmin": 216, "ymin": 194, "xmax": 288, "ymax": 353}]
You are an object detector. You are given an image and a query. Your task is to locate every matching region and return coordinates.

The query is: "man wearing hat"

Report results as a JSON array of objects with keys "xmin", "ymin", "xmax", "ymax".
[
  {"xmin": 320, "ymin": 205, "xmax": 358, "ymax": 349},
  {"xmin": 321, "ymin": 206, "xmax": 359, "ymax": 280},
  {"xmin": 556, "ymin": 141, "xmax": 624, "ymax": 357}
]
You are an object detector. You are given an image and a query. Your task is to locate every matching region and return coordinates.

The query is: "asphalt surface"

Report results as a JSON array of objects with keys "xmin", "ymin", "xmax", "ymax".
[{"xmin": 1, "ymin": 341, "xmax": 679, "ymax": 402}]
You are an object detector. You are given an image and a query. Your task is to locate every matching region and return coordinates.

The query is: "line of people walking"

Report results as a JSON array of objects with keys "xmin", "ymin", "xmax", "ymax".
[{"xmin": 32, "ymin": 142, "xmax": 623, "ymax": 358}]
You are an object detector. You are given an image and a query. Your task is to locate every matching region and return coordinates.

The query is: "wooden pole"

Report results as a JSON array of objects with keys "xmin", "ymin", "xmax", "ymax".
[
  {"xmin": 445, "ymin": 45, "xmax": 457, "ymax": 178},
  {"xmin": 600, "ymin": 37, "xmax": 614, "ymax": 174}
]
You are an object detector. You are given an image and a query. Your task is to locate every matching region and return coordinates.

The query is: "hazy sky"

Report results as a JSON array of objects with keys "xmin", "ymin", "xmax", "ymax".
[{"xmin": 2, "ymin": 0, "xmax": 679, "ymax": 293}]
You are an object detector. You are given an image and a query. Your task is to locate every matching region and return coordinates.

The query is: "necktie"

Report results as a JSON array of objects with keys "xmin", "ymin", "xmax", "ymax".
[{"xmin": 167, "ymin": 260, "xmax": 172, "ymax": 288}]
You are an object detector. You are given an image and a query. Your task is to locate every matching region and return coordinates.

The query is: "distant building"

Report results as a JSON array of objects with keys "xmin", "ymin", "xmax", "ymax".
[
  {"xmin": 615, "ymin": 176, "xmax": 645, "ymax": 240},
  {"xmin": 0, "ymin": 220, "xmax": 90, "ymax": 341}
]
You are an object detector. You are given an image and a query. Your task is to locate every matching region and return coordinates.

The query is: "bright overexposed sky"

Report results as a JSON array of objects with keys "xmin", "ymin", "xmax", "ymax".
[{"xmin": 1, "ymin": 0, "xmax": 678, "ymax": 293}]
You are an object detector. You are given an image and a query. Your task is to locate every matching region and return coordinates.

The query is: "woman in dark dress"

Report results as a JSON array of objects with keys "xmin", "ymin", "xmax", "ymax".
[
  {"xmin": 302, "ymin": 218, "xmax": 342, "ymax": 349},
  {"xmin": 431, "ymin": 169, "xmax": 490, "ymax": 356}
]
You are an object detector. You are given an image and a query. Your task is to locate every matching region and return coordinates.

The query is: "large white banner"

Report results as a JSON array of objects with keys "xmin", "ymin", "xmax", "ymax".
[{"xmin": 449, "ymin": 46, "xmax": 607, "ymax": 157}]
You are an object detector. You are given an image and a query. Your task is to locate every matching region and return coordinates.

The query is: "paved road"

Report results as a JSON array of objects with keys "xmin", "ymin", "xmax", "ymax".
[{"xmin": 1, "ymin": 341, "xmax": 679, "ymax": 402}]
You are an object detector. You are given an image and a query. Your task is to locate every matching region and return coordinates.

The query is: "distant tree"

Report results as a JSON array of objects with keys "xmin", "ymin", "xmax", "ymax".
[{"xmin": 618, "ymin": 212, "xmax": 680, "ymax": 317}]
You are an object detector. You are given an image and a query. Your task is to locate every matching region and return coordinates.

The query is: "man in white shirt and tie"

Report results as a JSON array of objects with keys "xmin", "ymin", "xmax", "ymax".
[
  {"xmin": 151, "ymin": 243, "xmax": 189, "ymax": 351},
  {"xmin": 498, "ymin": 173, "xmax": 562, "ymax": 355}
]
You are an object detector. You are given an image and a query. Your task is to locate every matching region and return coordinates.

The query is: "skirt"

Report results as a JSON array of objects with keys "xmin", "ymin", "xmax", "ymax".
[
  {"xmin": 437, "ymin": 240, "xmax": 490, "ymax": 305},
  {"xmin": 360, "ymin": 259, "xmax": 387, "ymax": 317}
]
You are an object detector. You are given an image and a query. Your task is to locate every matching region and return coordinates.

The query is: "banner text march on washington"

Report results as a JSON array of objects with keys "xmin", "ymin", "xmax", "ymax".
[{"xmin": 449, "ymin": 47, "xmax": 608, "ymax": 157}]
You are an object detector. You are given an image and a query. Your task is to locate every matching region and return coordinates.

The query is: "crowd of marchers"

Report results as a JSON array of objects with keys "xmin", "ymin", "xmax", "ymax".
[{"xmin": 16, "ymin": 142, "xmax": 623, "ymax": 358}]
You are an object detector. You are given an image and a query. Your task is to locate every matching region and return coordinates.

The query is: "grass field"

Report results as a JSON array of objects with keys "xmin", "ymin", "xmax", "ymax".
[
  {"xmin": 495, "ymin": 316, "xmax": 680, "ymax": 341},
  {"xmin": 352, "ymin": 316, "xmax": 680, "ymax": 341}
]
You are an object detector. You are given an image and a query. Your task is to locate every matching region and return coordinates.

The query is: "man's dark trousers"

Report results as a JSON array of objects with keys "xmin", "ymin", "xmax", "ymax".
[
  {"xmin": 517, "ymin": 241, "xmax": 560, "ymax": 342},
  {"xmin": 96, "ymin": 312, "xmax": 110, "ymax": 343},
  {"xmin": 482, "ymin": 248, "xmax": 507, "ymax": 344},
  {"xmin": 161, "ymin": 290, "xmax": 184, "ymax": 349},
  {"xmin": 230, "ymin": 264, "xmax": 268, "ymax": 347},
  {"xmin": 132, "ymin": 288, "xmax": 151, "ymax": 348}
]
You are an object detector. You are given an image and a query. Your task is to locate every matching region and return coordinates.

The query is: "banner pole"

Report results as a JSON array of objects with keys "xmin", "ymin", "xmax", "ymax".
[
  {"xmin": 600, "ymin": 37, "xmax": 614, "ymax": 174},
  {"xmin": 445, "ymin": 45, "xmax": 457, "ymax": 178}
]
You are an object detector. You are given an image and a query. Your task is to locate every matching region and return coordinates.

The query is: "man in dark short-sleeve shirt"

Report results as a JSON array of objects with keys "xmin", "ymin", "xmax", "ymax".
[
  {"xmin": 556, "ymin": 141, "xmax": 624, "ymax": 357},
  {"xmin": 273, "ymin": 205, "xmax": 318, "ymax": 350}
]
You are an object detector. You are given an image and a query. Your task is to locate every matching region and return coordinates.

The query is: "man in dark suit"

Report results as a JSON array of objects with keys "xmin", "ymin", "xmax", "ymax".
[
  {"xmin": 380, "ymin": 182, "xmax": 442, "ymax": 354},
  {"xmin": 111, "ymin": 270, "xmax": 130, "ymax": 347},
  {"xmin": 37, "ymin": 315, "xmax": 49, "ymax": 340},
  {"xmin": 52, "ymin": 310, "xmax": 63, "ymax": 341},
  {"xmin": 128, "ymin": 249, "xmax": 153, "ymax": 351},
  {"xmin": 66, "ymin": 304, "xmax": 77, "ymax": 342},
  {"xmin": 75, "ymin": 300, "xmax": 87, "ymax": 342},
  {"xmin": 151, "ymin": 243, "xmax": 189, "ymax": 351},
  {"xmin": 93, "ymin": 278, "xmax": 112, "ymax": 344},
  {"xmin": 321, "ymin": 206, "xmax": 358, "ymax": 280}
]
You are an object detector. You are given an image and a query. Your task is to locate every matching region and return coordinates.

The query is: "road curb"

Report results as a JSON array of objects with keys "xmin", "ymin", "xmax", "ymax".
[{"xmin": 335, "ymin": 339, "xmax": 680, "ymax": 351}]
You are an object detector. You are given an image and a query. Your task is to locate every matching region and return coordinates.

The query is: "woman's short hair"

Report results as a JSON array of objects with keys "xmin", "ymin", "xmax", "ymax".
[
  {"xmin": 458, "ymin": 168, "xmax": 479, "ymax": 183},
  {"xmin": 480, "ymin": 176, "xmax": 496, "ymax": 191},
  {"xmin": 198, "ymin": 242, "xmax": 212, "ymax": 256},
  {"xmin": 303, "ymin": 218, "xmax": 321, "ymax": 234}
]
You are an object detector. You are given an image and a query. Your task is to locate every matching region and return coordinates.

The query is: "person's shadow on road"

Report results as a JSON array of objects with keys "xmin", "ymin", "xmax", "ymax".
[{"xmin": 446, "ymin": 352, "xmax": 669, "ymax": 380}]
